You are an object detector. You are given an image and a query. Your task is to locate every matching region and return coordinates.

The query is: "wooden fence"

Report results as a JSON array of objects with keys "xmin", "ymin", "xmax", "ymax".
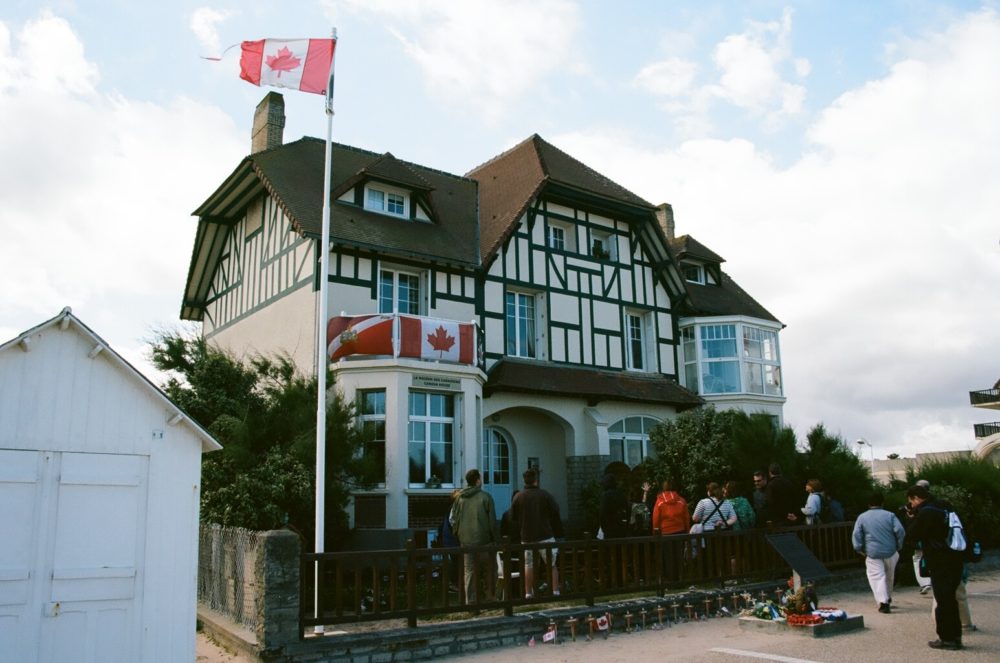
[{"xmin": 300, "ymin": 522, "xmax": 858, "ymax": 631}]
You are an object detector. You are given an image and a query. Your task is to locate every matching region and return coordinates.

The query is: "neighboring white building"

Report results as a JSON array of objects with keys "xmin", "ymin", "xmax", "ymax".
[
  {"xmin": 0, "ymin": 308, "xmax": 221, "ymax": 663},
  {"xmin": 970, "ymin": 378, "xmax": 1000, "ymax": 462},
  {"xmin": 180, "ymin": 93, "xmax": 783, "ymax": 535}
]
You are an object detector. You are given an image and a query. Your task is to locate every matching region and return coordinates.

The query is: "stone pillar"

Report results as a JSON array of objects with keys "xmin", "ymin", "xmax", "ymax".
[
  {"xmin": 564, "ymin": 454, "xmax": 610, "ymax": 536},
  {"xmin": 255, "ymin": 529, "xmax": 300, "ymax": 652}
]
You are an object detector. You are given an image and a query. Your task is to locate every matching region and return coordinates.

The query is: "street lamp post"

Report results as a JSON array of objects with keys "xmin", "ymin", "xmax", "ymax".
[{"xmin": 856, "ymin": 438, "xmax": 876, "ymax": 479}]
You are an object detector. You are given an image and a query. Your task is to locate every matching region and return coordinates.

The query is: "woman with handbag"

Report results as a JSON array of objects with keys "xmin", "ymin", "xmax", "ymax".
[{"xmin": 691, "ymin": 483, "xmax": 737, "ymax": 577}]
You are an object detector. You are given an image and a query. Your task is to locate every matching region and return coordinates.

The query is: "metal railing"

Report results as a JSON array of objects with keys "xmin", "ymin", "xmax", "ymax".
[
  {"xmin": 970, "ymin": 388, "xmax": 1000, "ymax": 407},
  {"xmin": 300, "ymin": 522, "xmax": 858, "ymax": 630},
  {"xmin": 198, "ymin": 524, "xmax": 265, "ymax": 633},
  {"xmin": 974, "ymin": 422, "xmax": 1000, "ymax": 438}
]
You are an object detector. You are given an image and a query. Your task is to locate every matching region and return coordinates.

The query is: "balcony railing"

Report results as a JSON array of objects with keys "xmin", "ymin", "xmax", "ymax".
[
  {"xmin": 974, "ymin": 422, "xmax": 1000, "ymax": 438},
  {"xmin": 328, "ymin": 313, "xmax": 482, "ymax": 368},
  {"xmin": 970, "ymin": 388, "xmax": 1000, "ymax": 408}
]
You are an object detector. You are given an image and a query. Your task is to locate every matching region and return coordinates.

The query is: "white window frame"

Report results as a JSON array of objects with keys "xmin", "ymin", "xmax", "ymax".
[
  {"xmin": 608, "ymin": 416, "xmax": 660, "ymax": 468},
  {"xmin": 378, "ymin": 268, "xmax": 422, "ymax": 315},
  {"xmin": 358, "ymin": 389, "xmax": 387, "ymax": 486},
  {"xmin": 364, "ymin": 183, "xmax": 410, "ymax": 218},
  {"xmin": 680, "ymin": 319, "xmax": 783, "ymax": 397},
  {"xmin": 546, "ymin": 223, "xmax": 569, "ymax": 251},
  {"xmin": 505, "ymin": 290, "xmax": 538, "ymax": 358},
  {"xmin": 407, "ymin": 391, "xmax": 456, "ymax": 487},
  {"xmin": 624, "ymin": 311, "xmax": 647, "ymax": 371},
  {"xmin": 742, "ymin": 325, "xmax": 782, "ymax": 396},
  {"xmin": 681, "ymin": 262, "xmax": 706, "ymax": 284}
]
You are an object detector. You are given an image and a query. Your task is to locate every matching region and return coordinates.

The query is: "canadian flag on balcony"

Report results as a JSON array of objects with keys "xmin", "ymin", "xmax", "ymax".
[
  {"xmin": 398, "ymin": 316, "xmax": 475, "ymax": 364},
  {"xmin": 327, "ymin": 315, "xmax": 394, "ymax": 361}
]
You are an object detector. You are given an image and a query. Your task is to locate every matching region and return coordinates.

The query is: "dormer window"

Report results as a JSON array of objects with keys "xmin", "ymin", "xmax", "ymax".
[
  {"xmin": 682, "ymin": 262, "xmax": 705, "ymax": 284},
  {"xmin": 365, "ymin": 184, "xmax": 409, "ymax": 218}
]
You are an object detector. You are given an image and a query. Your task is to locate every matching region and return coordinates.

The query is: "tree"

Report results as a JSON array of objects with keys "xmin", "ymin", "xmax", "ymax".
[
  {"xmin": 904, "ymin": 456, "xmax": 1000, "ymax": 547},
  {"xmin": 647, "ymin": 406, "xmax": 740, "ymax": 500},
  {"xmin": 798, "ymin": 424, "xmax": 873, "ymax": 519},
  {"xmin": 150, "ymin": 329, "xmax": 373, "ymax": 545},
  {"xmin": 647, "ymin": 407, "xmax": 870, "ymax": 518}
]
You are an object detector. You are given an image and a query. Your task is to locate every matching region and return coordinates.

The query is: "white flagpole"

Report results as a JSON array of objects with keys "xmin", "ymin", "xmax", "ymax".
[{"xmin": 314, "ymin": 27, "xmax": 337, "ymax": 633}]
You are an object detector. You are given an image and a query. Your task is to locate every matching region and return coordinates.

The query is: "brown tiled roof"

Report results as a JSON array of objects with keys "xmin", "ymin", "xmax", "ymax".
[
  {"xmin": 467, "ymin": 134, "xmax": 655, "ymax": 261},
  {"xmin": 682, "ymin": 273, "xmax": 781, "ymax": 323},
  {"xmin": 669, "ymin": 234, "xmax": 725, "ymax": 264},
  {"xmin": 667, "ymin": 235, "xmax": 780, "ymax": 323},
  {"xmin": 485, "ymin": 359, "xmax": 703, "ymax": 409},
  {"xmin": 197, "ymin": 137, "xmax": 479, "ymax": 266}
]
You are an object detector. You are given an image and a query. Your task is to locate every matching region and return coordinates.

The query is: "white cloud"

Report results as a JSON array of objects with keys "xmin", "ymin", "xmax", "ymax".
[
  {"xmin": 554, "ymin": 10, "xmax": 1000, "ymax": 455},
  {"xmin": 0, "ymin": 12, "xmax": 244, "ymax": 375},
  {"xmin": 341, "ymin": 0, "xmax": 581, "ymax": 123},
  {"xmin": 190, "ymin": 7, "xmax": 234, "ymax": 57},
  {"xmin": 633, "ymin": 58, "xmax": 698, "ymax": 97},
  {"xmin": 709, "ymin": 8, "xmax": 806, "ymax": 117},
  {"xmin": 637, "ymin": 8, "xmax": 809, "ymax": 129}
]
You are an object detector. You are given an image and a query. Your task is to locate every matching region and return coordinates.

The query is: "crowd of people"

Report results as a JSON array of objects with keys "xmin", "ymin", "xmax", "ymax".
[{"xmin": 443, "ymin": 464, "xmax": 976, "ymax": 651}]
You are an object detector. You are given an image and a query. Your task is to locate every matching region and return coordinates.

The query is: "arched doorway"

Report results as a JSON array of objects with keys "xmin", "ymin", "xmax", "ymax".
[{"xmin": 481, "ymin": 427, "xmax": 514, "ymax": 510}]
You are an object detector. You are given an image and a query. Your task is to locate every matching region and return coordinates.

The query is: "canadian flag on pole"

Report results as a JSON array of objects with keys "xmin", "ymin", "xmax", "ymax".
[
  {"xmin": 596, "ymin": 614, "xmax": 610, "ymax": 631},
  {"xmin": 398, "ymin": 316, "xmax": 475, "ymax": 364},
  {"xmin": 240, "ymin": 38, "xmax": 336, "ymax": 95},
  {"xmin": 327, "ymin": 315, "xmax": 393, "ymax": 361}
]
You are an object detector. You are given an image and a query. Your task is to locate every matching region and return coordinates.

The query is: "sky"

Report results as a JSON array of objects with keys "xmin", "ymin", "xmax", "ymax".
[{"xmin": 2, "ymin": 1, "xmax": 999, "ymax": 462}]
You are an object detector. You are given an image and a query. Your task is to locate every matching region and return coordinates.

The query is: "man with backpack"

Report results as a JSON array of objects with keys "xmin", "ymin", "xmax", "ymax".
[{"xmin": 905, "ymin": 484, "xmax": 966, "ymax": 650}]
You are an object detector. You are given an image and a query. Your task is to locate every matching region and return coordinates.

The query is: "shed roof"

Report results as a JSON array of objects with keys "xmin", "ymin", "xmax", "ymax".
[{"xmin": 0, "ymin": 308, "xmax": 222, "ymax": 452}]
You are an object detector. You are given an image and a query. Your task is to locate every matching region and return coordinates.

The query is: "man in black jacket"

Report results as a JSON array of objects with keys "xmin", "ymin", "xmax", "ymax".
[
  {"xmin": 764, "ymin": 463, "xmax": 799, "ymax": 526},
  {"xmin": 905, "ymin": 484, "xmax": 965, "ymax": 650},
  {"xmin": 599, "ymin": 473, "xmax": 629, "ymax": 539}
]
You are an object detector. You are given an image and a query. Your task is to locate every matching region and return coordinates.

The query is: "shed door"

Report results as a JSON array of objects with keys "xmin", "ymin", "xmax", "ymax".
[{"xmin": 0, "ymin": 450, "xmax": 148, "ymax": 663}]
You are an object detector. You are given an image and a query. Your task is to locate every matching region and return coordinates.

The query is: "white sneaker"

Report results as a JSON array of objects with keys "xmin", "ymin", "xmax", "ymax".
[{"xmin": 919, "ymin": 585, "xmax": 932, "ymax": 595}]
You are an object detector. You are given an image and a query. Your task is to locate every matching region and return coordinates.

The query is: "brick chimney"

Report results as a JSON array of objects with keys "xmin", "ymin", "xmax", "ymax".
[
  {"xmin": 251, "ymin": 92, "xmax": 285, "ymax": 153},
  {"xmin": 655, "ymin": 202, "xmax": 675, "ymax": 240}
]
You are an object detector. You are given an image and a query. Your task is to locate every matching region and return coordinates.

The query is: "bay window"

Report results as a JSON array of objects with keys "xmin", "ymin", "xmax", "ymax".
[{"xmin": 681, "ymin": 321, "xmax": 782, "ymax": 396}]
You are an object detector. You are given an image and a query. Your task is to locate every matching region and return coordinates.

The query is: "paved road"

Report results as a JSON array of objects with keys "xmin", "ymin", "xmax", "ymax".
[{"xmin": 450, "ymin": 568, "xmax": 1000, "ymax": 662}]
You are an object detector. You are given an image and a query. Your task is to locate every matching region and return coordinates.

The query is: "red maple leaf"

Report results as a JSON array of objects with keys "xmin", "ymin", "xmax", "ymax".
[
  {"xmin": 426, "ymin": 326, "xmax": 456, "ymax": 356},
  {"xmin": 265, "ymin": 47, "xmax": 301, "ymax": 77}
]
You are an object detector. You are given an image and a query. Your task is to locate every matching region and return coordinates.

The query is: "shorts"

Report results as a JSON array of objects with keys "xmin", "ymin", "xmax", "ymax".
[{"xmin": 524, "ymin": 537, "xmax": 558, "ymax": 569}]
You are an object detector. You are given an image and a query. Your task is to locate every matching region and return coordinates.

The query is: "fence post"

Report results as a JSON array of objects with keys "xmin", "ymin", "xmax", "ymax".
[
  {"xmin": 406, "ymin": 539, "xmax": 417, "ymax": 628},
  {"xmin": 583, "ymin": 531, "xmax": 594, "ymax": 607},
  {"xmin": 255, "ymin": 529, "xmax": 301, "ymax": 652},
  {"xmin": 653, "ymin": 530, "xmax": 663, "ymax": 597},
  {"xmin": 501, "ymin": 536, "xmax": 514, "ymax": 617}
]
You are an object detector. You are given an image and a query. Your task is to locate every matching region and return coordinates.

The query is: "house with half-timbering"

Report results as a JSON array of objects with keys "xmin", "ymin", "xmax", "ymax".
[{"xmin": 181, "ymin": 92, "xmax": 784, "ymax": 535}]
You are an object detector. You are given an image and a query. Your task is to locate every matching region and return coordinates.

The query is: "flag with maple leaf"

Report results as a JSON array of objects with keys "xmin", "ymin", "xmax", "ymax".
[
  {"xmin": 240, "ymin": 38, "xmax": 335, "ymax": 95},
  {"xmin": 326, "ymin": 314, "xmax": 394, "ymax": 361},
  {"xmin": 398, "ymin": 316, "xmax": 475, "ymax": 364}
]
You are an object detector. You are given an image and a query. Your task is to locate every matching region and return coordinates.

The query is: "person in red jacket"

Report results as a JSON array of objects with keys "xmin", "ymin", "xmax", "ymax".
[{"xmin": 652, "ymin": 479, "xmax": 690, "ymax": 535}]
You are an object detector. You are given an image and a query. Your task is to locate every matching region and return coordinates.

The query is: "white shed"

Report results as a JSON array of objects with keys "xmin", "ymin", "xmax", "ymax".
[{"xmin": 0, "ymin": 308, "xmax": 221, "ymax": 663}]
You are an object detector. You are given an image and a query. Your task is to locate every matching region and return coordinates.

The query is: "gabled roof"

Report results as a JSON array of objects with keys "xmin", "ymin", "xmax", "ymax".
[
  {"xmin": 669, "ymin": 234, "xmax": 725, "ymax": 265},
  {"xmin": 0, "ymin": 308, "xmax": 222, "ymax": 452},
  {"xmin": 485, "ymin": 358, "xmax": 703, "ymax": 410},
  {"xmin": 467, "ymin": 134, "xmax": 655, "ymax": 262},
  {"xmin": 184, "ymin": 138, "xmax": 479, "ymax": 319}
]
